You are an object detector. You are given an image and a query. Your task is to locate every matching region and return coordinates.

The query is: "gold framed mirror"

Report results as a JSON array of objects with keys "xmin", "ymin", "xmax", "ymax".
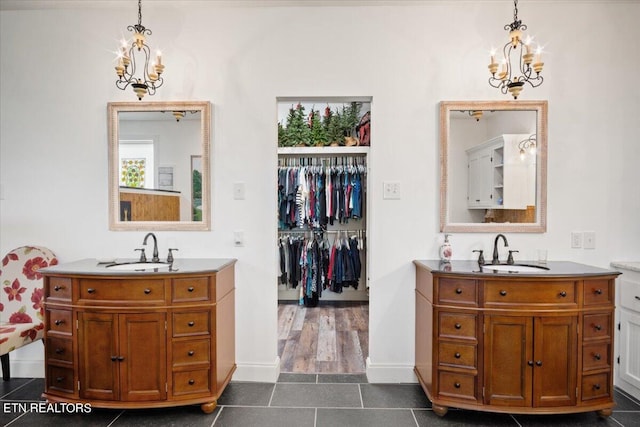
[
  {"xmin": 440, "ymin": 100, "xmax": 547, "ymax": 233},
  {"xmin": 108, "ymin": 101, "xmax": 211, "ymax": 231}
]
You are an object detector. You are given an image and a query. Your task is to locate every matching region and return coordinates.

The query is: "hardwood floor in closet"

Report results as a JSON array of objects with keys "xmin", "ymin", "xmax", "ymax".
[{"xmin": 278, "ymin": 302, "xmax": 369, "ymax": 374}]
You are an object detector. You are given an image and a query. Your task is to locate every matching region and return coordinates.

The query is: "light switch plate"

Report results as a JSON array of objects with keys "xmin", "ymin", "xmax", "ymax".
[
  {"xmin": 383, "ymin": 181, "xmax": 401, "ymax": 200},
  {"xmin": 233, "ymin": 230, "xmax": 244, "ymax": 247},
  {"xmin": 233, "ymin": 182, "xmax": 245, "ymax": 200},
  {"xmin": 571, "ymin": 232, "xmax": 582, "ymax": 248},
  {"xmin": 583, "ymin": 231, "xmax": 596, "ymax": 249}
]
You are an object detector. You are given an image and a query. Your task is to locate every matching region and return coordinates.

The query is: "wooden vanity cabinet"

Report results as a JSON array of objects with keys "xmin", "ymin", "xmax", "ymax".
[
  {"xmin": 415, "ymin": 263, "xmax": 618, "ymax": 418},
  {"xmin": 42, "ymin": 261, "xmax": 236, "ymax": 413}
]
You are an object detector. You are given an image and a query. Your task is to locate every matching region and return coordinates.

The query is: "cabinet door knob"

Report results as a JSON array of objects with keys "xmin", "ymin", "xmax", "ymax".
[
  {"xmin": 188, "ymin": 287, "xmax": 195, "ymax": 292},
  {"xmin": 55, "ymin": 348, "xmax": 64, "ymax": 354},
  {"xmin": 594, "ymin": 353, "xmax": 601, "ymax": 361},
  {"xmin": 117, "ymin": 356, "xmax": 125, "ymax": 362},
  {"xmin": 455, "ymin": 288, "xmax": 462, "ymax": 295},
  {"xmin": 87, "ymin": 288, "xmax": 95, "ymax": 294},
  {"xmin": 111, "ymin": 356, "xmax": 118, "ymax": 361},
  {"xmin": 499, "ymin": 290, "xmax": 507, "ymax": 296},
  {"xmin": 188, "ymin": 350, "xmax": 195, "ymax": 356},
  {"xmin": 56, "ymin": 376, "xmax": 65, "ymax": 383},
  {"xmin": 595, "ymin": 289, "xmax": 603, "ymax": 295},
  {"xmin": 594, "ymin": 324, "xmax": 602, "ymax": 331},
  {"xmin": 593, "ymin": 384, "xmax": 601, "ymax": 390},
  {"xmin": 559, "ymin": 291, "xmax": 567, "ymax": 297},
  {"xmin": 54, "ymin": 319, "xmax": 64, "ymax": 326},
  {"xmin": 454, "ymin": 352, "xmax": 461, "ymax": 359},
  {"xmin": 188, "ymin": 379, "xmax": 195, "ymax": 385},
  {"xmin": 54, "ymin": 285, "xmax": 63, "ymax": 291},
  {"xmin": 535, "ymin": 360, "xmax": 543, "ymax": 367},
  {"xmin": 188, "ymin": 321, "xmax": 195, "ymax": 327},
  {"xmin": 454, "ymin": 382, "xmax": 461, "ymax": 389},
  {"xmin": 527, "ymin": 360, "xmax": 534, "ymax": 366},
  {"xmin": 144, "ymin": 288, "xmax": 151, "ymax": 294},
  {"xmin": 454, "ymin": 323, "xmax": 462, "ymax": 330}
]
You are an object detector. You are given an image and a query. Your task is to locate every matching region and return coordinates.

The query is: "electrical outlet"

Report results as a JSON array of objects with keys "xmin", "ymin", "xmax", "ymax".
[
  {"xmin": 383, "ymin": 181, "xmax": 401, "ymax": 200},
  {"xmin": 583, "ymin": 231, "xmax": 596, "ymax": 249},
  {"xmin": 571, "ymin": 232, "xmax": 582, "ymax": 248}
]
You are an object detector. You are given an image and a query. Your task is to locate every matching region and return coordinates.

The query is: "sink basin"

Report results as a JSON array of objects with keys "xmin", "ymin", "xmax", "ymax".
[
  {"xmin": 481, "ymin": 263, "xmax": 550, "ymax": 273},
  {"xmin": 106, "ymin": 262, "xmax": 171, "ymax": 271}
]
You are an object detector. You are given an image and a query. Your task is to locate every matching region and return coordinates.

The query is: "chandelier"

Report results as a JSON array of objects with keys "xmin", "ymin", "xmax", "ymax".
[
  {"xmin": 115, "ymin": 0, "xmax": 164, "ymax": 100},
  {"xmin": 518, "ymin": 134, "xmax": 537, "ymax": 160},
  {"xmin": 488, "ymin": 0, "xmax": 544, "ymax": 99}
]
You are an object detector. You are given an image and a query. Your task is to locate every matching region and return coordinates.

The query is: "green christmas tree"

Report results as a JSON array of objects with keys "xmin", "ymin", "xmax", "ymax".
[
  {"xmin": 309, "ymin": 108, "xmax": 328, "ymax": 146},
  {"xmin": 326, "ymin": 108, "xmax": 344, "ymax": 145},
  {"xmin": 285, "ymin": 103, "xmax": 311, "ymax": 146},
  {"xmin": 340, "ymin": 102, "xmax": 361, "ymax": 137},
  {"xmin": 277, "ymin": 121, "xmax": 287, "ymax": 147}
]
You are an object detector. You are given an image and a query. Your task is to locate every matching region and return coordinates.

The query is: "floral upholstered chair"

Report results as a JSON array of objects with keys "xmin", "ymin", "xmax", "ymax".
[{"xmin": 0, "ymin": 246, "xmax": 58, "ymax": 380}]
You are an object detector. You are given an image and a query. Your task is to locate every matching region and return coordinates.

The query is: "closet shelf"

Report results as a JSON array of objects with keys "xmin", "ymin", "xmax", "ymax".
[{"xmin": 278, "ymin": 146, "xmax": 370, "ymax": 155}]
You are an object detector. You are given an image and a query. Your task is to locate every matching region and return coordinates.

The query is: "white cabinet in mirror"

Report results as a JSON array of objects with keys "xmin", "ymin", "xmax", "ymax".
[
  {"xmin": 440, "ymin": 101, "xmax": 547, "ymax": 233},
  {"xmin": 108, "ymin": 101, "xmax": 211, "ymax": 231}
]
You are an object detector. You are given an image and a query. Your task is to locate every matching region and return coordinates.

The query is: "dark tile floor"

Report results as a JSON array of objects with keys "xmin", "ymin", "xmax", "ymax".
[{"xmin": 1, "ymin": 374, "xmax": 639, "ymax": 426}]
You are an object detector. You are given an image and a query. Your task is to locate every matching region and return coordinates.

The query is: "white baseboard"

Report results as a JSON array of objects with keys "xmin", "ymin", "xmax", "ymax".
[
  {"xmin": 8, "ymin": 360, "xmax": 45, "ymax": 379},
  {"xmin": 365, "ymin": 357, "xmax": 417, "ymax": 383},
  {"xmin": 232, "ymin": 357, "xmax": 281, "ymax": 383}
]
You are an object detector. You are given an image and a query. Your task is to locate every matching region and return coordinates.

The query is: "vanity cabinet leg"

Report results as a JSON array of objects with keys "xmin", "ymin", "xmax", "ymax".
[
  {"xmin": 432, "ymin": 404, "xmax": 448, "ymax": 417},
  {"xmin": 201, "ymin": 401, "xmax": 217, "ymax": 414},
  {"xmin": 596, "ymin": 408, "xmax": 612, "ymax": 418}
]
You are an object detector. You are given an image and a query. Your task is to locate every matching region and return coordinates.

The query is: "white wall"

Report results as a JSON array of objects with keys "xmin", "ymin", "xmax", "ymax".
[{"xmin": 1, "ymin": 0, "xmax": 639, "ymax": 382}]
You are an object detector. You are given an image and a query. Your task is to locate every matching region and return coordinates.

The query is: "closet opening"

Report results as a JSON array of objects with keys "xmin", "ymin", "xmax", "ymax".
[{"xmin": 276, "ymin": 97, "xmax": 371, "ymax": 374}]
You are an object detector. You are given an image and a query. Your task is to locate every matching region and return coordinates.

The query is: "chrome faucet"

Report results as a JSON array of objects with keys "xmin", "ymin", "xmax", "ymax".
[
  {"xmin": 142, "ymin": 233, "xmax": 160, "ymax": 262},
  {"xmin": 492, "ymin": 234, "xmax": 509, "ymax": 264}
]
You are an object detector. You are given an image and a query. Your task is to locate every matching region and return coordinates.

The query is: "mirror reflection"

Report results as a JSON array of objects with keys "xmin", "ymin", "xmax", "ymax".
[
  {"xmin": 440, "ymin": 101, "xmax": 547, "ymax": 233},
  {"xmin": 108, "ymin": 101, "xmax": 211, "ymax": 231}
]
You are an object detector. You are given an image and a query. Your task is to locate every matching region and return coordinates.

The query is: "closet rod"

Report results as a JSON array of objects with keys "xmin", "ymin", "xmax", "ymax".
[{"xmin": 278, "ymin": 229, "xmax": 365, "ymax": 234}]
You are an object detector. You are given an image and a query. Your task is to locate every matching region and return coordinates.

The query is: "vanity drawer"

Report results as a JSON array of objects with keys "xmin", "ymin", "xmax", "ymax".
[
  {"xmin": 46, "ymin": 336, "xmax": 73, "ymax": 364},
  {"xmin": 172, "ymin": 339, "xmax": 211, "ymax": 367},
  {"xmin": 582, "ymin": 373, "xmax": 610, "ymax": 401},
  {"xmin": 583, "ymin": 342, "xmax": 611, "ymax": 372},
  {"xmin": 484, "ymin": 281, "xmax": 577, "ymax": 306},
  {"xmin": 78, "ymin": 279, "xmax": 165, "ymax": 304},
  {"xmin": 172, "ymin": 311, "xmax": 211, "ymax": 337},
  {"xmin": 47, "ymin": 365, "xmax": 76, "ymax": 395},
  {"xmin": 619, "ymin": 277, "xmax": 640, "ymax": 311},
  {"xmin": 172, "ymin": 277, "xmax": 210, "ymax": 303},
  {"xmin": 438, "ymin": 371, "xmax": 477, "ymax": 401},
  {"xmin": 438, "ymin": 342, "xmax": 476, "ymax": 369},
  {"xmin": 583, "ymin": 313, "xmax": 612, "ymax": 340},
  {"xmin": 438, "ymin": 278, "xmax": 477, "ymax": 306},
  {"xmin": 583, "ymin": 279, "xmax": 613, "ymax": 306},
  {"xmin": 46, "ymin": 309, "xmax": 72, "ymax": 335},
  {"xmin": 438, "ymin": 312, "xmax": 478, "ymax": 341},
  {"xmin": 47, "ymin": 277, "xmax": 72, "ymax": 301},
  {"xmin": 172, "ymin": 369, "xmax": 211, "ymax": 396}
]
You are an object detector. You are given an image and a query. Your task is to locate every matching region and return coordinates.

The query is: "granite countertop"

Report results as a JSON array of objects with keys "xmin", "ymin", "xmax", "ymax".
[
  {"xmin": 414, "ymin": 260, "xmax": 620, "ymax": 278},
  {"xmin": 611, "ymin": 261, "xmax": 640, "ymax": 273},
  {"xmin": 40, "ymin": 258, "xmax": 237, "ymax": 276}
]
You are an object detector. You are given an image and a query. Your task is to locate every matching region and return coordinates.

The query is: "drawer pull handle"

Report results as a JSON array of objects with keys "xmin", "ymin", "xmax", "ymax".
[
  {"xmin": 528, "ymin": 360, "xmax": 534, "ymax": 366},
  {"xmin": 454, "ymin": 352, "xmax": 461, "ymax": 359},
  {"xmin": 56, "ymin": 376, "xmax": 64, "ymax": 383},
  {"xmin": 593, "ymin": 384, "xmax": 601, "ymax": 390},
  {"xmin": 54, "ymin": 285, "xmax": 63, "ymax": 291},
  {"xmin": 594, "ymin": 353, "xmax": 601, "ymax": 360},
  {"xmin": 595, "ymin": 289, "xmax": 603, "ymax": 295},
  {"xmin": 144, "ymin": 288, "xmax": 151, "ymax": 294},
  {"xmin": 454, "ymin": 323, "xmax": 462, "ymax": 330},
  {"xmin": 499, "ymin": 290, "xmax": 507, "ymax": 296},
  {"xmin": 54, "ymin": 319, "xmax": 64, "ymax": 326},
  {"xmin": 188, "ymin": 350, "xmax": 195, "ymax": 356},
  {"xmin": 111, "ymin": 356, "xmax": 118, "ymax": 361},
  {"xmin": 535, "ymin": 360, "xmax": 543, "ymax": 367},
  {"xmin": 188, "ymin": 379, "xmax": 195, "ymax": 385},
  {"xmin": 455, "ymin": 288, "xmax": 462, "ymax": 294},
  {"xmin": 188, "ymin": 321, "xmax": 195, "ymax": 327},
  {"xmin": 117, "ymin": 356, "xmax": 125, "ymax": 362},
  {"xmin": 454, "ymin": 382, "xmax": 461, "ymax": 389},
  {"xmin": 188, "ymin": 287, "xmax": 195, "ymax": 292},
  {"xmin": 559, "ymin": 291, "xmax": 567, "ymax": 297},
  {"xmin": 87, "ymin": 288, "xmax": 95, "ymax": 294},
  {"xmin": 55, "ymin": 348, "xmax": 64, "ymax": 354},
  {"xmin": 635, "ymin": 296, "xmax": 640, "ymax": 301},
  {"xmin": 594, "ymin": 324, "xmax": 602, "ymax": 331}
]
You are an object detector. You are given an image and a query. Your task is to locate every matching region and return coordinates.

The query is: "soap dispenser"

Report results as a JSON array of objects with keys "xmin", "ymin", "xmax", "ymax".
[{"xmin": 439, "ymin": 234, "xmax": 452, "ymax": 262}]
